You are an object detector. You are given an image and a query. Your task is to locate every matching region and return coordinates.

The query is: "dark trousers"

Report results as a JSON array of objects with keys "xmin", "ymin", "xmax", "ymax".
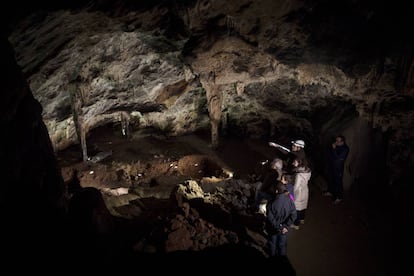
[
  {"xmin": 268, "ymin": 232, "xmax": 288, "ymax": 256},
  {"xmin": 294, "ymin": 209, "xmax": 306, "ymax": 226},
  {"xmin": 328, "ymin": 166, "xmax": 344, "ymax": 200}
]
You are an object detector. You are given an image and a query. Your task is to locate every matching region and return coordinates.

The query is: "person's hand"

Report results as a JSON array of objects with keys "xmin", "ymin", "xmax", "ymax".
[
  {"xmin": 269, "ymin": 142, "xmax": 277, "ymax": 148},
  {"xmin": 332, "ymin": 143, "xmax": 336, "ymax": 149},
  {"xmin": 282, "ymin": 227, "xmax": 288, "ymax": 234}
]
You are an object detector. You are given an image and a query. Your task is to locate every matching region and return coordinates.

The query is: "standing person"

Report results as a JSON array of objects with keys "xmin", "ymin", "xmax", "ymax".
[
  {"xmin": 281, "ymin": 174, "xmax": 294, "ymax": 202},
  {"xmin": 291, "ymin": 157, "xmax": 311, "ymax": 229},
  {"xmin": 269, "ymin": 139, "xmax": 308, "ymax": 172},
  {"xmin": 323, "ymin": 135, "xmax": 350, "ymax": 204},
  {"xmin": 265, "ymin": 182, "xmax": 297, "ymax": 257},
  {"xmin": 254, "ymin": 158, "xmax": 284, "ymax": 214}
]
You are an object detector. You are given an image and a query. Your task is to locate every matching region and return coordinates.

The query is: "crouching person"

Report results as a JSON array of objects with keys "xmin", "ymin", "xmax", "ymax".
[{"xmin": 265, "ymin": 182, "xmax": 297, "ymax": 257}]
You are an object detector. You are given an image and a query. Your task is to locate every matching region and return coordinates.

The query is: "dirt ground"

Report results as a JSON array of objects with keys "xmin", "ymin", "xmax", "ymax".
[{"xmin": 57, "ymin": 125, "xmax": 386, "ymax": 276}]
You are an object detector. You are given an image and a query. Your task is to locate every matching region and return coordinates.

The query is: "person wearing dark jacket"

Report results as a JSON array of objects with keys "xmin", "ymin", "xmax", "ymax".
[
  {"xmin": 265, "ymin": 182, "xmax": 297, "ymax": 257},
  {"xmin": 254, "ymin": 158, "xmax": 283, "ymax": 212},
  {"xmin": 324, "ymin": 135, "xmax": 350, "ymax": 204}
]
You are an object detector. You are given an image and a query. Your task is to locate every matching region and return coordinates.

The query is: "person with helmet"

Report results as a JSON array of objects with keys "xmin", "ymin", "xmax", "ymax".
[{"xmin": 268, "ymin": 139, "xmax": 308, "ymax": 172}]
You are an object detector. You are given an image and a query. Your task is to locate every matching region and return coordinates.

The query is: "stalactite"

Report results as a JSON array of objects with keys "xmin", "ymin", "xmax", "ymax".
[
  {"xmin": 226, "ymin": 15, "xmax": 236, "ymax": 36},
  {"xmin": 235, "ymin": 81, "xmax": 245, "ymax": 96},
  {"xmin": 69, "ymin": 82, "xmax": 88, "ymax": 162},
  {"xmin": 403, "ymin": 57, "xmax": 414, "ymax": 94},
  {"xmin": 396, "ymin": 47, "xmax": 414, "ymax": 94},
  {"xmin": 119, "ymin": 111, "xmax": 130, "ymax": 138},
  {"xmin": 200, "ymin": 71, "xmax": 222, "ymax": 148}
]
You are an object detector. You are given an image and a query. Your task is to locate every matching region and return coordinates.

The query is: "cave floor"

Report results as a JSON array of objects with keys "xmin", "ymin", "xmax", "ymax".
[{"xmin": 57, "ymin": 126, "xmax": 385, "ymax": 276}]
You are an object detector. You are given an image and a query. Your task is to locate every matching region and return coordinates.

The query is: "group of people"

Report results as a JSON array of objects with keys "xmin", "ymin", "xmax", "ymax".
[{"xmin": 255, "ymin": 135, "xmax": 349, "ymax": 258}]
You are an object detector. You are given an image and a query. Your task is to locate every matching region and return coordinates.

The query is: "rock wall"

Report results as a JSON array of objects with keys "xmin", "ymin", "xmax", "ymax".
[
  {"xmin": 0, "ymin": 36, "xmax": 68, "ymax": 270},
  {"xmin": 6, "ymin": 0, "xmax": 414, "ymax": 202}
]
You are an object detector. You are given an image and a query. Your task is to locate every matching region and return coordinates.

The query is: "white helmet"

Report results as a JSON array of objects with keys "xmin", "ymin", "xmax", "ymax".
[{"xmin": 291, "ymin": 139, "xmax": 305, "ymax": 148}]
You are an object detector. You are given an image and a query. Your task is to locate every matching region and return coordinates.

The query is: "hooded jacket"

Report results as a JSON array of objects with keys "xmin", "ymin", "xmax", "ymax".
[
  {"xmin": 293, "ymin": 166, "xmax": 311, "ymax": 211},
  {"xmin": 266, "ymin": 192, "xmax": 297, "ymax": 233}
]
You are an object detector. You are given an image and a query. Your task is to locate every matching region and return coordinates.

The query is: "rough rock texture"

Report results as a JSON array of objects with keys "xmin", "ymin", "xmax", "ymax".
[
  {"xmin": 2, "ymin": 0, "xmax": 412, "ymax": 272},
  {"xmin": 0, "ymin": 36, "xmax": 68, "ymax": 272},
  {"xmin": 8, "ymin": 1, "xmax": 414, "ymax": 196},
  {"xmin": 9, "ymin": 11, "xmax": 206, "ymax": 152}
]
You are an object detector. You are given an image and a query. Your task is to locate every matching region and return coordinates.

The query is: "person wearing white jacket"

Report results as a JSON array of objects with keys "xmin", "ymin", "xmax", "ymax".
[{"xmin": 291, "ymin": 157, "xmax": 311, "ymax": 230}]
